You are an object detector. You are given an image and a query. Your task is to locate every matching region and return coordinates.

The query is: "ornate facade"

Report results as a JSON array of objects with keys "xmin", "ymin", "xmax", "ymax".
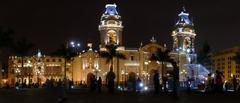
[{"xmin": 7, "ymin": 4, "xmax": 199, "ymax": 86}]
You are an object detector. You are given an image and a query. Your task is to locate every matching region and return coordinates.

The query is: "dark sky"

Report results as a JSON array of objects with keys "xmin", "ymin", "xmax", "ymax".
[{"xmin": 0, "ymin": 0, "xmax": 239, "ymax": 54}]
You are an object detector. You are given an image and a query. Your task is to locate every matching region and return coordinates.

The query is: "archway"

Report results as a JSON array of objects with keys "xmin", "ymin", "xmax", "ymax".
[
  {"xmin": 87, "ymin": 73, "xmax": 94, "ymax": 87},
  {"xmin": 128, "ymin": 72, "xmax": 136, "ymax": 80}
]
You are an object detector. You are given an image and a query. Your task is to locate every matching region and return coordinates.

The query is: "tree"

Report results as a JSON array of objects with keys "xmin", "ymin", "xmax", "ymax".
[
  {"xmin": 168, "ymin": 59, "xmax": 179, "ymax": 97},
  {"xmin": 198, "ymin": 41, "xmax": 211, "ymax": 65},
  {"xmin": 150, "ymin": 48, "xmax": 179, "ymax": 95},
  {"xmin": 0, "ymin": 27, "xmax": 14, "ymax": 81},
  {"xmin": 150, "ymin": 48, "xmax": 171, "ymax": 91},
  {"xmin": 99, "ymin": 44, "xmax": 126, "ymax": 85},
  {"xmin": 12, "ymin": 38, "xmax": 34, "ymax": 83},
  {"xmin": 51, "ymin": 43, "xmax": 78, "ymax": 88}
]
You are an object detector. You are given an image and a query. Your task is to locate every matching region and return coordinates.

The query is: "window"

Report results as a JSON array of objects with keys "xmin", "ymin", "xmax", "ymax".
[
  {"xmin": 18, "ymin": 60, "xmax": 21, "ymax": 63},
  {"xmin": 46, "ymin": 59, "xmax": 50, "ymax": 62},
  {"xmin": 52, "ymin": 59, "xmax": 56, "ymax": 62},
  {"xmin": 59, "ymin": 59, "xmax": 62, "ymax": 62},
  {"xmin": 131, "ymin": 56, "xmax": 134, "ymax": 61}
]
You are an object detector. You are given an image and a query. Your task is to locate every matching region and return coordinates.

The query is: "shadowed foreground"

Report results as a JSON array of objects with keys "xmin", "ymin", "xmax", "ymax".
[{"xmin": 0, "ymin": 88, "xmax": 240, "ymax": 103}]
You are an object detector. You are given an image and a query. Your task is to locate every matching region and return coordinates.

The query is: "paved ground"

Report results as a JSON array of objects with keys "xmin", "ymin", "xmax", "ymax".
[{"xmin": 0, "ymin": 88, "xmax": 240, "ymax": 103}]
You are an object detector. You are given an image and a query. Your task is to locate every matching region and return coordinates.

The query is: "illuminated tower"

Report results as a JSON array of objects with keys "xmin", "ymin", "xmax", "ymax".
[
  {"xmin": 172, "ymin": 7, "xmax": 196, "ymax": 54},
  {"xmin": 99, "ymin": 4, "xmax": 123, "ymax": 48},
  {"xmin": 171, "ymin": 7, "xmax": 197, "ymax": 83}
]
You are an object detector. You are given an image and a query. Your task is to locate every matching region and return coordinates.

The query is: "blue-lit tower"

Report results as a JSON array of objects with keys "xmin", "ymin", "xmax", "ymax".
[
  {"xmin": 172, "ymin": 7, "xmax": 196, "ymax": 53},
  {"xmin": 99, "ymin": 4, "xmax": 123, "ymax": 47},
  {"xmin": 171, "ymin": 7, "xmax": 197, "ymax": 84}
]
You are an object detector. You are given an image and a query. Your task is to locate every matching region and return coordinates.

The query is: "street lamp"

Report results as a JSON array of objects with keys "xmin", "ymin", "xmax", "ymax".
[
  {"xmin": 144, "ymin": 61, "xmax": 149, "ymax": 86},
  {"xmin": 64, "ymin": 41, "xmax": 81, "ymax": 87},
  {"xmin": 180, "ymin": 69, "xmax": 188, "ymax": 87},
  {"xmin": 15, "ymin": 68, "xmax": 21, "ymax": 83},
  {"xmin": 69, "ymin": 41, "xmax": 81, "ymax": 81},
  {"xmin": 36, "ymin": 69, "xmax": 40, "ymax": 84},
  {"xmin": 121, "ymin": 70, "xmax": 124, "ymax": 84}
]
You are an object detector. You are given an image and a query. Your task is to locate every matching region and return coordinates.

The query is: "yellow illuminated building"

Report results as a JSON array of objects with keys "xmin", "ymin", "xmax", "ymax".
[
  {"xmin": 208, "ymin": 47, "xmax": 240, "ymax": 80},
  {"xmin": 7, "ymin": 4, "xmax": 198, "ymax": 86}
]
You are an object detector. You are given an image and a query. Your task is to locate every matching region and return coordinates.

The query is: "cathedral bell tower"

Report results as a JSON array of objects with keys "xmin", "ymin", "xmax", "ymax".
[
  {"xmin": 99, "ymin": 4, "xmax": 123, "ymax": 48},
  {"xmin": 171, "ymin": 7, "xmax": 197, "ymax": 82},
  {"xmin": 172, "ymin": 7, "xmax": 196, "ymax": 54}
]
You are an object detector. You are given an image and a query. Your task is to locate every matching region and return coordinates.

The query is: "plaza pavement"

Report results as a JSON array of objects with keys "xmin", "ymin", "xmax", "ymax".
[{"xmin": 0, "ymin": 88, "xmax": 240, "ymax": 103}]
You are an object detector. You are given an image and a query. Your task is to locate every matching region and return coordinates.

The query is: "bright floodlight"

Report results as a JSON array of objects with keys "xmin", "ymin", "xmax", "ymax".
[
  {"xmin": 144, "ymin": 86, "xmax": 148, "ymax": 91},
  {"xmin": 70, "ymin": 41, "xmax": 74, "ymax": 45},
  {"xmin": 139, "ymin": 82, "xmax": 144, "ymax": 87}
]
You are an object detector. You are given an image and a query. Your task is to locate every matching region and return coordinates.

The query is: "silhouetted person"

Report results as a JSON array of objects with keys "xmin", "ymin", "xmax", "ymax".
[
  {"xmin": 153, "ymin": 71, "xmax": 160, "ymax": 94},
  {"xmin": 232, "ymin": 75, "xmax": 238, "ymax": 92},
  {"xmin": 206, "ymin": 73, "xmax": 213, "ymax": 92},
  {"xmin": 90, "ymin": 75, "xmax": 97, "ymax": 92},
  {"xmin": 97, "ymin": 77, "xmax": 102, "ymax": 93},
  {"xmin": 215, "ymin": 70, "xmax": 223, "ymax": 93},
  {"xmin": 186, "ymin": 77, "xmax": 191, "ymax": 93},
  {"xmin": 106, "ymin": 67, "xmax": 116, "ymax": 93},
  {"xmin": 225, "ymin": 81, "xmax": 230, "ymax": 92},
  {"xmin": 162, "ymin": 76, "xmax": 168, "ymax": 92},
  {"xmin": 57, "ymin": 79, "xmax": 65, "ymax": 102}
]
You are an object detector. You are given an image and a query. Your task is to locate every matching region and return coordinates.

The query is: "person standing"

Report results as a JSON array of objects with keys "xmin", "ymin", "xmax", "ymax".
[
  {"xmin": 106, "ymin": 67, "xmax": 116, "ymax": 93},
  {"xmin": 162, "ymin": 75, "xmax": 168, "ymax": 92},
  {"xmin": 232, "ymin": 75, "xmax": 238, "ymax": 92},
  {"xmin": 153, "ymin": 71, "xmax": 160, "ymax": 94},
  {"xmin": 97, "ymin": 77, "xmax": 102, "ymax": 93}
]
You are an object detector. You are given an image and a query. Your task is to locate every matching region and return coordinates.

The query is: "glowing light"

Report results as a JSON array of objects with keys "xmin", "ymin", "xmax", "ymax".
[
  {"xmin": 144, "ymin": 86, "xmax": 148, "ymax": 91},
  {"xmin": 105, "ymin": 4, "xmax": 118, "ymax": 15},
  {"xmin": 139, "ymin": 82, "xmax": 144, "ymax": 87},
  {"xmin": 187, "ymin": 49, "xmax": 190, "ymax": 53}
]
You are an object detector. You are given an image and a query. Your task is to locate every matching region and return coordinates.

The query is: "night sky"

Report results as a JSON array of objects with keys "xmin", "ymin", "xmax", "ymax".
[{"xmin": 0, "ymin": 0, "xmax": 239, "ymax": 54}]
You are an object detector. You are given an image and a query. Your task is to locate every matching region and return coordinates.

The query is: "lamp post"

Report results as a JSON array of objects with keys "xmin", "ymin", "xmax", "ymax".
[
  {"xmin": 64, "ymin": 41, "xmax": 80, "ymax": 87},
  {"xmin": 15, "ymin": 68, "xmax": 21, "ymax": 83},
  {"xmin": 180, "ymin": 69, "xmax": 188, "ymax": 87},
  {"xmin": 144, "ymin": 61, "xmax": 149, "ymax": 86},
  {"xmin": 36, "ymin": 69, "xmax": 40, "ymax": 84},
  {"xmin": 121, "ymin": 70, "xmax": 124, "ymax": 85}
]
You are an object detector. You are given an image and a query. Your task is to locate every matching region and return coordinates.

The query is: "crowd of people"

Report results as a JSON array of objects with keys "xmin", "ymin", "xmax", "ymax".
[
  {"xmin": 205, "ymin": 70, "xmax": 240, "ymax": 93},
  {"xmin": 1, "ymin": 69, "xmax": 237, "ymax": 94}
]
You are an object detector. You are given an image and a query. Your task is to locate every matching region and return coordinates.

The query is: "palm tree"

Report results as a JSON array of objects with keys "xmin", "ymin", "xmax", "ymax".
[
  {"xmin": 168, "ymin": 59, "xmax": 179, "ymax": 97},
  {"xmin": 0, "ymin": 27, "xmax": 14, "ymax": 82},
  {"xmin": 99, "ymin": 44, "xmax": 126, "ymax": 85},
  {"xmin": 12, "ymin": 38, "xmax": 34, "ymax": 84},
  {"xmin": 150, "ymin": 48, "xmax": 179, "ymax": 95},
  {"xmin": 150, "ymin": 49, "xmax": 170, "ymax": 90},
  {"xmin": 51, "ymin": 43, "xmax": 78, "ymax": 87},
  {"xmin": 198, "ymin": 41, "xmax": 211, "ymax": 71}
]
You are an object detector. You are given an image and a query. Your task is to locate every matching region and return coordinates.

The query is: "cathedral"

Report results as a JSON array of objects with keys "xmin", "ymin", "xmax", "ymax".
[{"xmin": 7, "ymin": 3, "xmax": 199, "ymax": 87}]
